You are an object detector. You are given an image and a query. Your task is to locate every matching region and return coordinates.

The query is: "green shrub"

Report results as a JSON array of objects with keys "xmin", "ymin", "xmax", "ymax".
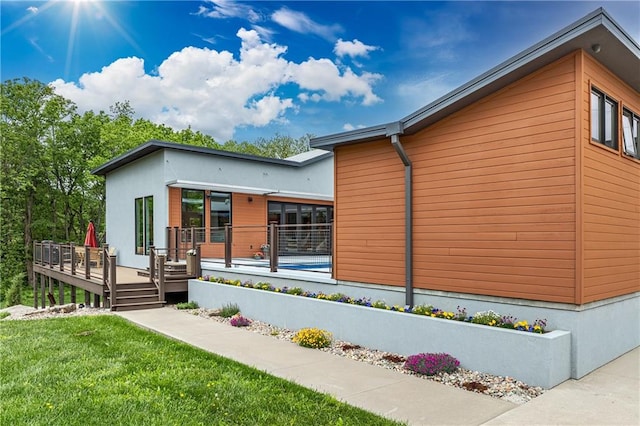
[
  {"xmin": 292, "ymin": 328, "xmax": 332, "ymax": 349},
  {"xmin": 0, "ymin": 311, "xmax": 10, "ymax": 320},
  {"xmin": 286, "ymin": 287, "xmax": 303, "ymax": 295},
  {"xmin": 220, "ymin": 303, "xmax": 240, "ymax": 318},
  {"xmin": 4, "ymin": 273, "xmax": 24, "ymax": 307},
  {"xmin": 176, "ymin": 301, "xmax": 199, "ymax": 310}
]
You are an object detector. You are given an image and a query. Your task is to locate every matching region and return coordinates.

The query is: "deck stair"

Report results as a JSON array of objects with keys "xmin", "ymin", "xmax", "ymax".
[{"xmin": 109, "ymin": 281, "xmax": 164, "ymax": 311}]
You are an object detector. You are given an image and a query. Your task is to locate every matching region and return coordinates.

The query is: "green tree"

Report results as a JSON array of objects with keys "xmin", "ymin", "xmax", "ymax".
[{"xmin": 0, "ymin": 78, "xmax": 75, "ymax": 298}]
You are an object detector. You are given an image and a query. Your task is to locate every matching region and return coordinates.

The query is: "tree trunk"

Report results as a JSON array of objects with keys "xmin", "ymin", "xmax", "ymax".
[{"xmin": 25, "ymin": 190, "xmax": 34, "ymax": 285}]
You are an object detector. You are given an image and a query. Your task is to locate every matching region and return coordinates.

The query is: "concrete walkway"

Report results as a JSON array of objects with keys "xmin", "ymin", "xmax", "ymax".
[{"xmin": 116, "ymin": 308, "xmax": 639, "ymax": 426}]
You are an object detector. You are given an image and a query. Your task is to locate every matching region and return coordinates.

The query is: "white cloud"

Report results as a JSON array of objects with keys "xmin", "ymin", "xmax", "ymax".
[
  {"xmin": 51, "ymin": 28, "xmax": 381, "ymax": 141},
  {"xmin": 271, "ymin": 7, "xmax": 342, "ymax": 40},
  {"xmin": 342, "ymin": 123, "xmax": 366, "ymax": 131},
  {"xmin": 196, "ymin": 0, "xmax": 261, "ymax": 23},
  {"xmin": 292, "ymin": 58, "xmax": 382, "ymax": 106},
  {"xmin": 27, "ymin": 6, "xmax": 38, "ymax": 14},
  {"xmin": 334, "ymin": 39, "xmax": 379, "ymax": 58}
]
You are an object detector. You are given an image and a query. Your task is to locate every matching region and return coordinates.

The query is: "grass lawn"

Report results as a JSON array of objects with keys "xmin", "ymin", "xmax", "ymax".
[{"xmin": 0, "ymin": 315, "xmax": 403, "ymax": 426}]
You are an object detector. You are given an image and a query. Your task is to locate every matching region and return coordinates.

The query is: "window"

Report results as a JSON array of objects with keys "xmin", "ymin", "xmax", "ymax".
[
  {"xmin": 135, "ymin": 196, "xmax": 153, "ymax": 255},
  {"xmin": 622, "ymin": 108, "xmax": 639, "ymax": 159},
  {"xmin": 591, "ymin": 88, "xmax": 618, "ymax": 150},
  {"xmin": 181, "ymin": 189, "xmax": 205, "ymax": 243},
  {"xmin": 209, "ymin": 192, "xmax": 231, "ymax": 242}
]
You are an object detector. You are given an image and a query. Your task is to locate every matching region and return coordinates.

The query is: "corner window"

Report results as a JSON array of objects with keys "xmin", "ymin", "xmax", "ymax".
[
  {"xmin": 622, "ymin": 108, "xmax": 639, "ymax": 159},
  {"xmin": 209, "ymin": 192, "xmax": 230, "ymax": 242},
  {"xmin": 591, "ymin": 88, "xmax": 618, "ymax": 150},
  {"xmin": 135, "ymin": 196, "xmax": 153, "ymax": 255}
]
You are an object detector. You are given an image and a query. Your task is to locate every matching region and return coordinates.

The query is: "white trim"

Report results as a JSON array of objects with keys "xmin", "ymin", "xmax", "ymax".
[{"xmin": 166, "ymin": 179, "xmax": 333, "ymax": 201}]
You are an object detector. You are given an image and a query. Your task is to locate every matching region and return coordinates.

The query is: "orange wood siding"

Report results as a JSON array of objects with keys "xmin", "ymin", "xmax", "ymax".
[
  {"xmin": 334, "ymin": 141, "xmax": 406, "ymax": 285},
  {"xmin": 168, "ymin": 187, "xmax": 181, "ymax": 228},
  {"xmin": 229, "ymin": 193, "xmax": 267, "ymax": 258},
  {"xmin": 581, "ymin": 55, "xmax": 640, "ymax": 303},
  {"xmin": 335, "ymin": 53, "xmax": 579, "ymax": 302}
]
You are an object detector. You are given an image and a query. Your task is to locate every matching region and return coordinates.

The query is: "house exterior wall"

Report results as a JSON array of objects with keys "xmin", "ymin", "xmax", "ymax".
[
  {"xmin": 580, "ymin": 53, "xmax": 640, "ymax": 303},
  {"xmin": 163, "ymin": 149, "xmax": 333, "ymax": 197},
  {"xmin": 334, "ymin": 53, "xmax": 579, "ymax": 303},
  {"xmin": 168, "ymin": 189, "xmax": 333, "ymax": 258},
  {"xmin": 105, "ymin": 151, "xmax": 168, "ymax": 269}
]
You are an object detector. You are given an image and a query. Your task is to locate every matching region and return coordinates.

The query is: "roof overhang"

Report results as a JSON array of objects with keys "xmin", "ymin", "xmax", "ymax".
[
  {"xmin": 92, "ymin": 139, "xmax": 332, "ymax": 176},
  {"xmin": 311, "ymin": 8, "xmax": 640, "ymax": 150},
  {"xmin": 167, "ymin": 180, "xmax": 333, "ymax": 202}
]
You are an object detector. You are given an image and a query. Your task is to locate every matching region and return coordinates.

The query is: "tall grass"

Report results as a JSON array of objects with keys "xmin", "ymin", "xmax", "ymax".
[{"xmin": 0, "ymin": 316, "xmax": 403, "ymax": 425}]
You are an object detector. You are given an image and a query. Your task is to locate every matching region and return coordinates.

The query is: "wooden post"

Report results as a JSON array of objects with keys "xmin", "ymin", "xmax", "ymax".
[
  {"xmin": 84, "ymin": 289, "xmax": 91, "ymax": 307},
  {"xmin": 224, "ymin": 225, "xmax": 232, "ymax": 268},
  {"xmin": 33, "ymin": 272, "xmax": 38, "ymax": 309},
  {"xmin": 71, "ymin": 286, "xmax": 76, "ymax": 304},
  {"xmin": 109, "ymin": 255, "xmax": 117, "ymax": 310},
  {"xmin": 94, "ymin": 293, "xmax": 100, "ymax": 308},
  {"xmin": 149, "ymin": 246, "xmax": 156, "ymax": 284},
  {"xmin": 84, "ymin": 246, "xmax": 90, "ymax": 279},
  {"xmin": 166, "ymin": 227, "xmax": 172, "ymax": 261},
  {"xmin": 59, "ymin": 243, "xmax": 64, "ymax": 272},
  {"xmin": 196, "ymin": 244, "xmax": 202, "ymax": 277},
  {"xmin": 40, "ymin": 274, "xmax": 45, "ymax": 309},
  {"xmin": 174, "ymin": 227, "xmax": 179, "ymax": 260},
  {"xmin": 48, "ymin": 241, "xmax": 53, "ymax": 269},
  {"xmin": 48, "ymin": 277, "xmax": 54, "ymax": 306},
  {"xmin": 102, "ymin": 244, "xmax": 109, "ymax": 278},
  {"xmin": 59, "ymin": 279, "xmax": 64, "ymax": 305},
  {"xmin": 269, "ymin": 223, "xmax": 278, "ymax": 273},
  {"xmin": 157, "ymin": 254, "xmax": 166, "ymax": 303},
  {"xmin": 70, "ymin": 242, "xmax": 76, "ymax": 276}
]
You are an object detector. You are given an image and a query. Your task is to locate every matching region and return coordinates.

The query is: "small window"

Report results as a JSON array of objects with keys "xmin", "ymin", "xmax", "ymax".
[
  {"xmin": 622, "ymin": 108, "xmax": 639, "ymax": 159},
  {"xmin": 591, "ymin": 88, "xmax": 618, "ymax": 150},
  {"xmin": 135, "ymin": 196, "xmax": 153, "ymax": 255}
]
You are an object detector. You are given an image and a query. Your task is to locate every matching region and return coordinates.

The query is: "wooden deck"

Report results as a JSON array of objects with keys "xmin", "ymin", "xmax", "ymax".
[{"xmin": 32, "ymin": 242, "xmax": 201, "ymax": 311}]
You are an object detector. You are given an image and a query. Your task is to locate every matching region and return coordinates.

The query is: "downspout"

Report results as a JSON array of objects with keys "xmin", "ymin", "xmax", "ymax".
[{"xmin": 387, "ymin": 122, "xmax": 413, "ymax": 308}]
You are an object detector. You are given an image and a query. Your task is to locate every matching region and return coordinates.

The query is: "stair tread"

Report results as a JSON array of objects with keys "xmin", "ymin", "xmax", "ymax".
[{"xmin": 113, "ymin": 301, "xmax": 166, "ymax": 307}]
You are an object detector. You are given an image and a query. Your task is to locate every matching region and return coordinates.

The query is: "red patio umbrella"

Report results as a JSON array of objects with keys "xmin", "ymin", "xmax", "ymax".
[{"xmin": 84, "ymin": 221, "xmax": 98, "ymax": 248}]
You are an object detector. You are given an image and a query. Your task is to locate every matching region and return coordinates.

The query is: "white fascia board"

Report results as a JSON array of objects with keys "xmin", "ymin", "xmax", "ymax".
[{"xmin": 166, "ymin": 180, "xmax": 333, "ymax": 201}]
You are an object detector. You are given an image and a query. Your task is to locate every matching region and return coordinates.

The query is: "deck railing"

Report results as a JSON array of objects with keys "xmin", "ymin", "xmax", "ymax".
[
  {"xmin": 166, "ymin": 223, "xmax": 332, "ymax": 274},
  {"xmin": 33, "ymin": 241, "xmax": 117, "ymax": 307}
]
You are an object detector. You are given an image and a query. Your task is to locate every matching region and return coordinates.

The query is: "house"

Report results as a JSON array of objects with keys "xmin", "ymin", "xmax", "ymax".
[
  {"xmin": 310, "ymin": 8, "xmax": 639, "ymax": 380},
  {"xmin": 92, "ymin": 140, "xmax": 333, "ymax": 270}
]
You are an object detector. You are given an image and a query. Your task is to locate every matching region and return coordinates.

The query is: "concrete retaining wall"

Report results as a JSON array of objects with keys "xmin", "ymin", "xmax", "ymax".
[{"xmin": 189, "ymin": 279, "xmax": 571, "ymax": 388}]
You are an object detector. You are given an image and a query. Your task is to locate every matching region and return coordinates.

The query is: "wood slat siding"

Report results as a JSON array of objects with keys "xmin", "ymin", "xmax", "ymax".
[
  {"xmin": 581, "ymin": 55, "xmax": 640, "ymax": 303},
  {"xmin": 334, "ymin": 141, "xmax": 406, "ymax": 285},
  {"xmin": 334, "ymin": 53, "xmax": 578, "ymax": 302}
]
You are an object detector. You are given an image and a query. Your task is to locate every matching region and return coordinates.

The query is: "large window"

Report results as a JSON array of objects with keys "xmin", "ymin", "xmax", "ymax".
[
  {"xmin": 591, "ymin": 88, "xmax": 618, "ymax": 150},
  {"xmin": 209, "ymin": 192, "xmax": 231, "ymax": 242},
  {"xmin": 268, "ymin": 202, "xmax": 333, "ymax": 254},
  {"xmin": 622, "ymin": 108, "xmax": 639, "ymax": 159},
  {"xmin": 135, "ymin": 196, "xmax": 153, "ymax": 255},
  {"xmin": 182, "ymin": 189, "xmax": 205, "ymax": 243}
]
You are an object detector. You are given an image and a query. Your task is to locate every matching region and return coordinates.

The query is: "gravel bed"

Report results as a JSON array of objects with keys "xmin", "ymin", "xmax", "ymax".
[
  {"xmin": 1, "ymin": 304, "xmax": 545, "ymax": 404},
  {"xmin": 180, "ymin": 306, "xmax": 545, "ymax": 405}
]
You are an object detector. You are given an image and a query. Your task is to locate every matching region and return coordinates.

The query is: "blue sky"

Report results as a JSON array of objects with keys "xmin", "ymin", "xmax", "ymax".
[{"xmin": 2, "ymin": 1, "xmax": 639, "ymax": 143}]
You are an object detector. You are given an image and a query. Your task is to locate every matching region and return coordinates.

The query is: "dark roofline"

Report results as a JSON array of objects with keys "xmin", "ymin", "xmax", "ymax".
[
  {"xmin": 92, "ymin": 140, "xmax": 332, "ymax": 176},
  {"xmin": 311, "ymin": 8, "xmax": 640, "ymax": 150}
]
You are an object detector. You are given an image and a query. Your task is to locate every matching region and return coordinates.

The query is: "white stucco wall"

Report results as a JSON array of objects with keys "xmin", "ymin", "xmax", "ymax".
[
  {"xmin": 164, "ymin": 150, "xmax": 332, "ymax": 198},
  {"xmin": 105, "ymin": 151, "xmax": 168, "ymax": 269}
]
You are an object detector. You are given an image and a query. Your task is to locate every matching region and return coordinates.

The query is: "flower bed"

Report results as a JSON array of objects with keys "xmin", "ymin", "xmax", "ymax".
[
  {"xmin": 201, "ymin": 276, "xmax": 548, "ymax": 334},
  {"xmin": 189, "ymin": 277, "xmax": 572, "ymax": 388}
]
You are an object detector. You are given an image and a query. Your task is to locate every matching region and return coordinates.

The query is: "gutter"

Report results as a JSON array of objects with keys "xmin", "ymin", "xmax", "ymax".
[{"xmin": 387, "ymin": 122, "xmax": 413, "ymax": 308}]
